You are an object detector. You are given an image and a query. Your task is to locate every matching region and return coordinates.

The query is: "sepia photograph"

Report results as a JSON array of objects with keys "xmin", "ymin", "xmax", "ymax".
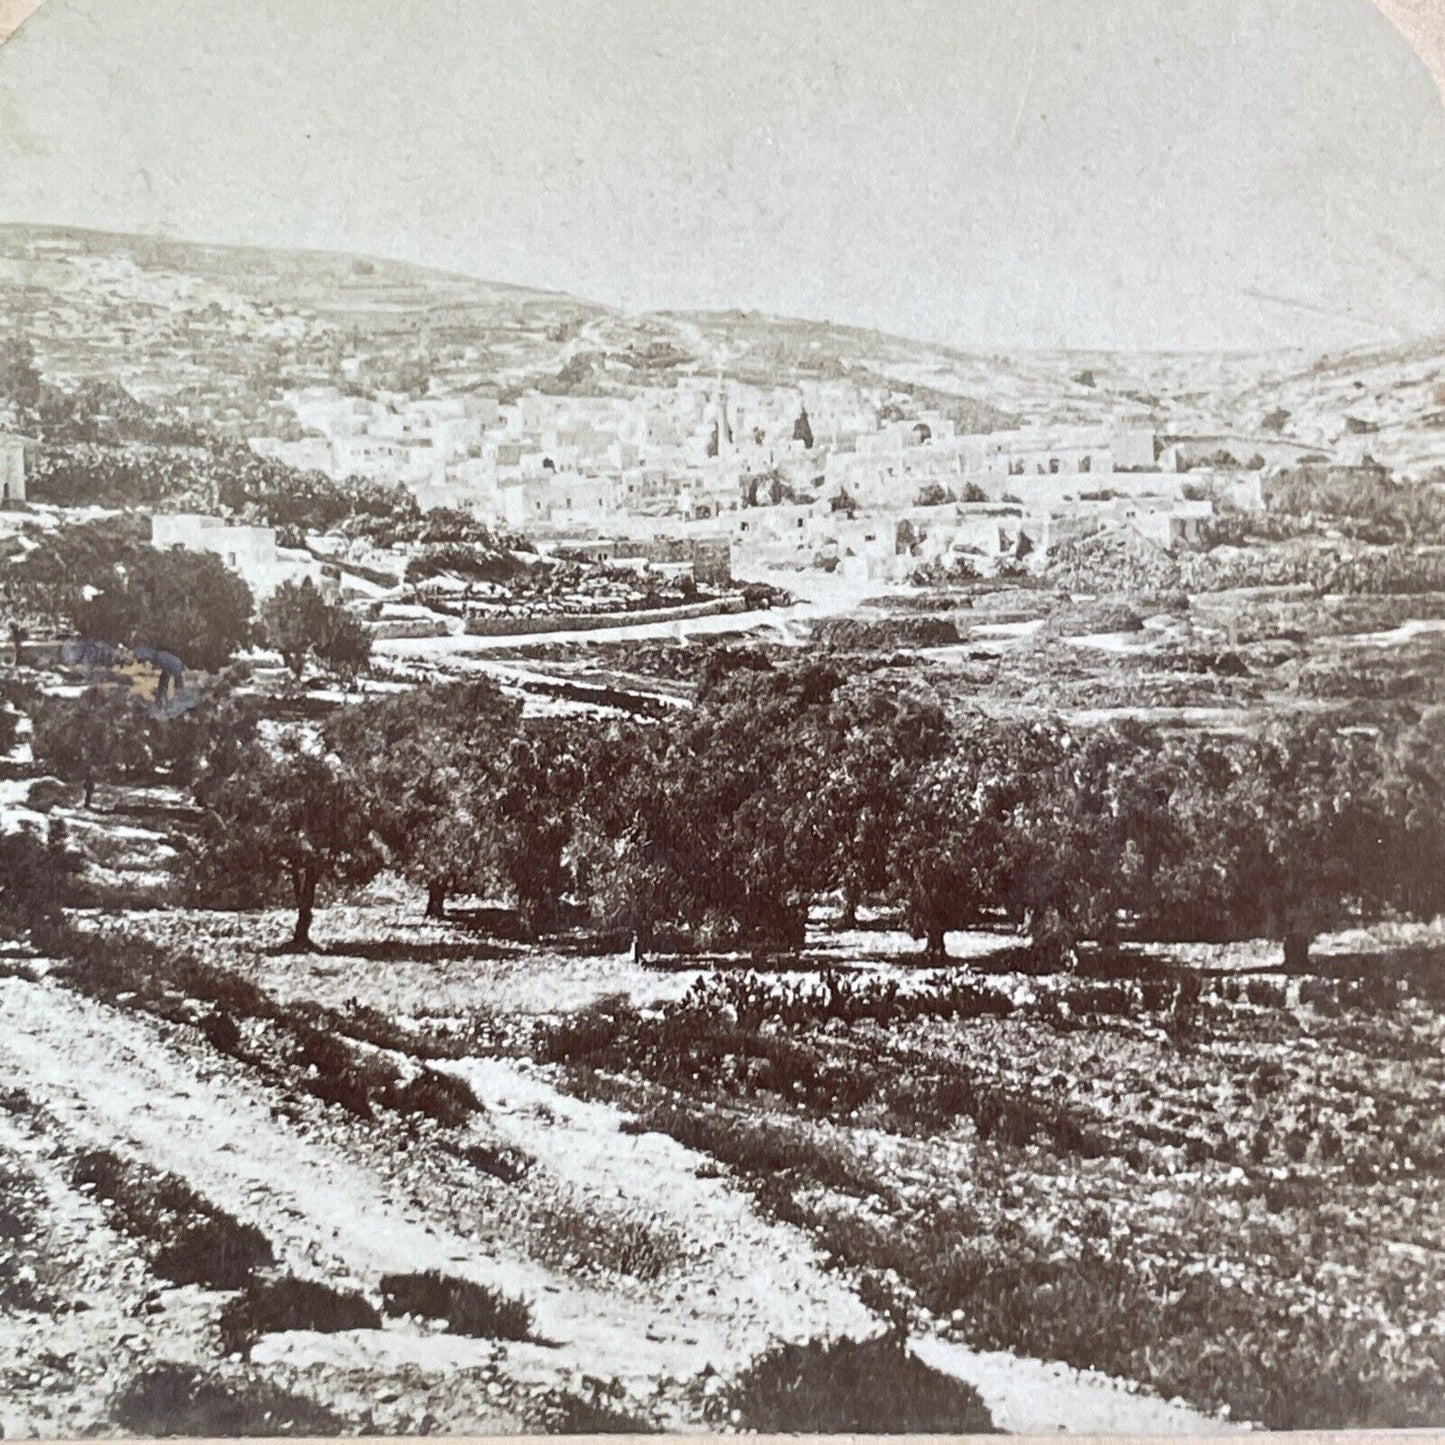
[{"xmin": 1, "ymin": 0, "xmax": 1445, "ymax": 1436}]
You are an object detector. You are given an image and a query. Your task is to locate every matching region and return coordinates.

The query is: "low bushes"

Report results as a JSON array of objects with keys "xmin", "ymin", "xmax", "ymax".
[
  {"xmin": 1042, "ymin": 599, "xmax": 1146, "ymax": 638},
  {"xmin": 110, "ymin": 1363, "xmax": 344, "ymax": 1437},
  {"xmin": 540, "ymin": 971, "xmax": 1015, "ymax": 1123},
  {"xmin": 53, "ymin": 926, "xmax": 480, "ymax": 1126},
  {"xmin": 716, "ymin": 1335, "xmax": 995, "ymax": 1433},
  {"xmin": 71, "ymin": 1148, "xmax": 272, "ymax": 1289},
  {"xmin": 379, "ymin": 1270, "xmax": 532, "ymax": 1340},
  {"xmin": 813, "ymin": 617, "xmax": 964, "ymax": 650},
  {"xmin": 528, "ymin": 1194, "xmax": 685, "ymax": 1282},
  {"xmin": 217, "ymin": 1277, "xmax": 381, "ymax": 1358}
]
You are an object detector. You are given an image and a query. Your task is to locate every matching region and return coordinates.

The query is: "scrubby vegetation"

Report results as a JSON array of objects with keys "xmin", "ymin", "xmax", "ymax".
[
  {"xmin": 51, "ymin": 925, "xmax": 480, "ymax": 1123},
  {"xmin": 550, "ymin": 947, "xmax": 1445, "ymax": 1430},
  {"xmin": 713, "ymin": 1336, "xmax": 994, "ymax": 1433},
  {"xmin": 218, "ymin": 1277, "xmax": 382, "ymax": 1358},
  {"xmin": 528, "ymin": 1194, "xmax": 685, "ymax": 1281},
  {"xmin": 379, "ymin": 1271, "xmax": 533, "ymax": 1340},
  {"xmin": 70, "ymin": 1148, "xmax": 273, "ymax": 1289},
  {"xmin": 813, "ymin": 616, "xmax": 964, "ymax": 650},
  {"xmin": 111, "ymin": 1363, "xmax": 345, "ymax": 1437}
]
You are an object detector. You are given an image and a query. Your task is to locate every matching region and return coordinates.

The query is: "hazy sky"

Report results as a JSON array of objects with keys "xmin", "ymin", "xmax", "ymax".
[{"xmin": 1, "ymin": 0, "xmax": 1444, "ymax": 352}]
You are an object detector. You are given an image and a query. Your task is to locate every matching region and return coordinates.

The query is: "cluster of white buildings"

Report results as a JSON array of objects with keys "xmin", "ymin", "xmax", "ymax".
[{"xmin": 244, "ymin": 376, "xmax": 1250, "ymax": 584}]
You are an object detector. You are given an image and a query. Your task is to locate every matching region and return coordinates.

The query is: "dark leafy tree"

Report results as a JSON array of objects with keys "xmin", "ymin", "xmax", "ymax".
[
  {"xmin": 1, "ymin": 515, "xmax": 150, "ymax": 630},
  {"xmin": 76, "ymin": 546, "xmax": 254, "ymax": 673},
  {"xmin": 817, "ymin": 682, "xmax": 950, "ymax": 927},
  {"xmin": 30, "ymin": 687, "xmax": 155, "ymax": 807},
  {"xmin": 890, "ymin": 716, "xmax": 1056, "ymax": 958},
  {"xmin": 475, "ymin": 722, "xmax": 588, "ymax": 938},
  {"xmin": 1010, "ymin": 721, "xmax": 1186, "ymax": 962},
  {"xmin": 260, "ymin": 578, "xmax": 332, "ymax": 680},
  {"xmin": 1389, "ymin": 707, "xmax": 1445, "ymax": 920},
  {"xmin": 327, "ymin": 679, "xmax": 522, "ymax": 917},
  {"xmin": 194, "ymin": 733, "xmax": 382, "ymax": 949},
  {"xmin": 151, "ymin": 693, "xmax": 262, "ymax": 795},
  {"xmin": 569, "ymin": 719, "xmax": 679, "ymax": 955},
  {"xmin": 313, "ymin": 606, "xmax": 373, "ymax": 689},
  {"xmin": 1221, "ymin": 719, "xmax": 1394, "ymax": 968},
  {"xmin": 261, "ymin": 578, "xmax": 367, "ymax": 683},
  {"xmin": 679, "ymin": 663, "xmax": 845, "ymax": 950}
]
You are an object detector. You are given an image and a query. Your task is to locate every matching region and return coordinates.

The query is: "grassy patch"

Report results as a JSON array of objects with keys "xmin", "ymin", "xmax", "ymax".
[
  {"xmin": 70, "ymin": 1147, "xmax": 273, "ymax": 1290},
  {"xmin": 622, "ymin": 1099, "xmax": 887, "ymax": 1200},
  {"xmin": 111, "ymin": 1363, "xmax": 345, "ymax": 1437},
  {"xmin": 529, "ymin": 1194, "xmax": 684, "ymax": 1281},
  {"xmin": 217, "ymin": 1276, "xmax": 382, "ymax": 1358},
  {"xmin": 717, "ymin": 1335, "xmax": 995, "ymax": 1433},
  {"xmin": 379, "ymin": 1270, "xmax": 532, "ymax": 1340}
]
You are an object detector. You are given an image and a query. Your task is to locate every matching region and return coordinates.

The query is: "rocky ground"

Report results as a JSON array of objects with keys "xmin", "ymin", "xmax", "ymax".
[{"xmin": 0, "ymin": 891, "xmax": 1269, "ymax": 1437}]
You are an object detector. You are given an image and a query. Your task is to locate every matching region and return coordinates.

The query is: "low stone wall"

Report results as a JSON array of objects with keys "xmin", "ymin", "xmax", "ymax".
[
  {"xmin": 369, "ymin": 617, "xmax": 451, "ymax": 640},
  {"xmin": 463, "ymin": 594, "xmax": 746, "ymax": 637}
]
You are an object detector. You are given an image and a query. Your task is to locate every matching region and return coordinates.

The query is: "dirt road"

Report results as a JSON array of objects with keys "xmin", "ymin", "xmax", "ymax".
[{"xmin": 2, "ymin": 968, "xmax": 1237, "ymax": 1434}]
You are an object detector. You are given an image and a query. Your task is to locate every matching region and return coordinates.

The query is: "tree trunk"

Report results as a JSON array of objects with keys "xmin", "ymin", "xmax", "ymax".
[
  {"xmin": 292, "ymin": 868, "xmax": 318, "ymax": 950},
  {"xmin": 630, "ymin": 917, "xmax": 655, "ymax": 964},
  {"xmin": 925, "ymin": 922, "xmax": 947, "ymax": 961},
  {"xmin": 83, "ymin": 776, "xmax": 95, "ymax": 808},
  {"xmin": 425, "ymin": 882, "xmax": 447, "ymax": 920},
  {"xmin": 1283, "ymin": 931, "xmax": 1312, "ymax": 971},
  {"xmin": 839, "ymin": 883, "xmax": 860, "ymax": 931}
]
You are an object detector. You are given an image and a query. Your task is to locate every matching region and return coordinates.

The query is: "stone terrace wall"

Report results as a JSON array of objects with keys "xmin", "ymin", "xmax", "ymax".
[{"xmin": 463, "ymin": 595, "xmax": 746, "ymax": 637}]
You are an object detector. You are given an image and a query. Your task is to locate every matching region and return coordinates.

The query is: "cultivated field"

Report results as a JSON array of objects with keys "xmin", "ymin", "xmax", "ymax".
[{"xmin": 3, "ymin": 863, "xmax": 1443, "ymax": 1434}]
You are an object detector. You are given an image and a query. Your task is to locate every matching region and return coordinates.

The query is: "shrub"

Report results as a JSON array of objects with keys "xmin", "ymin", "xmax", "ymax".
[
  {"xmin": 626, "ymin": 1102, "xmax": 883, "ymax": 1200},
  {"xmin": 1245, "ymin": 977, "xmax": 1288, "ymax": 1008},
  {"xmin": 111, "ymin": 1363, "xmax": 344, "ymax": 1437},
  {"xmin": 217, "ymin": 1277, "xmax": 382, "ymax": 1358},
  {"xmin": 720, "ymin": 1335, "xmax": 995, "ymax": 1433},
  {"xmin": 379, "ymin": 1270, "xmax": 532, "ymax": 1340},
  {"xmin": 70, "ymin": 1148, "xmax": 273, "ymax": 1289},
  {"xmin": 529, "ymin": 1387, "xmax": 656, "ymax": 1434},
  {"xmin": 292, "ymin": 1024, "xmax": 397, "ymax": 1119},
  {"xmin": 453, "ymin": 1141, "xmax": 532, "ymax": 1183},
  {"xmin": 390, "ymin": 1067, "xmax": 480, "ymax": 1126},
  {"xmin": 55, "ymin": 928, "xmax": 481, "ymax": 1126},
  {"xmin": 529, "ymin": 1196, "xmax": 684, "ymax": 1281}
]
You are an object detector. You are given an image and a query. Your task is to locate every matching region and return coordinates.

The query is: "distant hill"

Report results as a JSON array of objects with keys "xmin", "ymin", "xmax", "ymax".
[{"xmin": 2, "ymin": 222, "xmax": 1445, "ymax": 474}]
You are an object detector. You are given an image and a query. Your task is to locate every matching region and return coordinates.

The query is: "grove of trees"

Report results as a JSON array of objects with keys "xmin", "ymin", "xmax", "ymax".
[{"xmin": 170, "ymin": 656, "xmax": 1445, "ymax": 962}]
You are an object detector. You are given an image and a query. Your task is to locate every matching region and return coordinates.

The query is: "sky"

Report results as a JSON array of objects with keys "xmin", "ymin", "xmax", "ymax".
[{"xmin": 1, "ymin": 0, "xmax": 1444, "ymax": 353}]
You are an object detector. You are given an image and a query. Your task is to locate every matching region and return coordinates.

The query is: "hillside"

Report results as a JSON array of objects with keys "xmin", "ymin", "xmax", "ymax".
[{"xmin": 3, "ymin": 222, "xmax": 1445, "ymax": 474}]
